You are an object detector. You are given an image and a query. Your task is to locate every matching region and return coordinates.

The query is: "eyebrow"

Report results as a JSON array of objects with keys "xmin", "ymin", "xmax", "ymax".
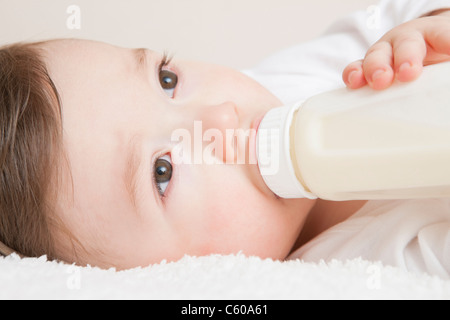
[
  {"xmin": 124, "ymin": 135, "xmax": 143, "ymax": 211},
  {"xmin": 134, "ymin": 48, "xmax": 148, "ymax": 76}
]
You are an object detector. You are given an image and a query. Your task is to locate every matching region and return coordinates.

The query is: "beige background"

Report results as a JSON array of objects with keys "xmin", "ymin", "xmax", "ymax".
[{"xmin": 0, "ymin": 0, "xmax": 376, "ymax": 69}]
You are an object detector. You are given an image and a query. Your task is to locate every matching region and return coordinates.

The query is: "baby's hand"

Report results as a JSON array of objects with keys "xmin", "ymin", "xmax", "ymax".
[{"xmin": 343, "ymin": 10, "xmax": 450, "ymax": 90}]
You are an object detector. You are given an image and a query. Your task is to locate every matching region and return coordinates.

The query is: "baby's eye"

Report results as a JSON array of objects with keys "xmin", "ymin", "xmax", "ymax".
[
  {"xmin": 159, "ymin": 69, "xmax": 178, "ymax": 98},
  {"xmin": 154, "ymin": 154, "xmax": 172, "ymax": 197}
]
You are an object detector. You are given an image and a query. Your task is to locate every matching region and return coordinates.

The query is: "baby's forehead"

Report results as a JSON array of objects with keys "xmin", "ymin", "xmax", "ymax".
[
  {"xmin": 42, "ymin": 38, "xmax": 111, "ymax": 51},
  {"xmin": 41, "ymin": 39, "xmax": 126, "ymax": 69},
  {"xmin": 40, "ymin": 39, "xmax": 87, "ymax": 57}
]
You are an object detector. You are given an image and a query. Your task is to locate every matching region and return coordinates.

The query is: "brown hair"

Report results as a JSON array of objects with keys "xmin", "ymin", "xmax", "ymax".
[{"xmin": 0, "ymin": 42, "xmax": 63, "ymax": 260}]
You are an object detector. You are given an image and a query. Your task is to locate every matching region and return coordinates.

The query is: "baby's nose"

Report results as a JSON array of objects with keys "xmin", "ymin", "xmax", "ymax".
[{"xmin": 199, "ymin": 101, "xmax": 239, "ymax": 134}]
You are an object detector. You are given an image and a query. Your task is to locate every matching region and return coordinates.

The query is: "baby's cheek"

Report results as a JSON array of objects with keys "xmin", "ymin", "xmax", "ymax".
[
  {"xmin": 206, "ymin": 191, "xmax": 278, "ymax": 244},
  {"xmin": 172, "ymin": 165, "xmax": 285, "ymax": 255}
]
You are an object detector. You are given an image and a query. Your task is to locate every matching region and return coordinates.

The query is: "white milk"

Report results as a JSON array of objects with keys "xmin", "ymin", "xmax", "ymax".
[{"xmin": 257, "ymin": 62, "xmax": 450, "ymax": 200}]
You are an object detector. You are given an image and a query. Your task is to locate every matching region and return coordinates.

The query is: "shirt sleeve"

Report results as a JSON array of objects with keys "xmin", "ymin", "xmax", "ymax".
[
  {"xmin": 325, "ymin": 0, "xmax": 450, "ymax": 49},
  {"xmin": 380, "ymin": 0, "xmax": 450, "ymax": 26},
  {"xmin": 243, "ymin": 0, "xmax": 450, "ymax": 105}
]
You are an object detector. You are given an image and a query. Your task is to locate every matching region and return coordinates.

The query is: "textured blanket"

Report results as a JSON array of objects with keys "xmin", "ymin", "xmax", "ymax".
[{"xmin": 1, "ymin": 253, "xmax": 449, "ymax": 299}]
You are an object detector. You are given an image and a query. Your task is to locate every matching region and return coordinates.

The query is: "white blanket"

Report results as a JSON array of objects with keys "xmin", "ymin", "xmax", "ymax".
[{"xmin": 1, "ymin": 253, "xmax": 449, "ymax": 299}]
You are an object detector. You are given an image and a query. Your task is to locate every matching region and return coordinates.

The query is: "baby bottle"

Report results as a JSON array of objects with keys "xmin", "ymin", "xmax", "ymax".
[{"xmin": 256, "ymin": 61, "xmax": 450, "ymax": 200}]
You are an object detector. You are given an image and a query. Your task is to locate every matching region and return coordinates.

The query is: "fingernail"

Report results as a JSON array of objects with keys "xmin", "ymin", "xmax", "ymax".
[
  {"xmin": 399, "ymin": 62, "xmax": 412, "ymax": 73},
  {"xmin": 348, "ymin": 70, "xmax": 359, "ymax": 84},
  {"xmin": 371, "ymin": 69, "xmax": 386, "ymax": 82}
]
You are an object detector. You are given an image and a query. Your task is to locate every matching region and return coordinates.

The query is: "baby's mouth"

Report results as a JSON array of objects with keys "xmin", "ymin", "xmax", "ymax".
[{"xmin": 247, "ymin": 112, "xmax": 281, "ymax": 200}]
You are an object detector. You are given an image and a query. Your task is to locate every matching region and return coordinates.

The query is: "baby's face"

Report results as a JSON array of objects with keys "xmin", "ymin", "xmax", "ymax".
[{"xmin": 43, "ymin": 39, "xmax": 314, "ymax": 269}]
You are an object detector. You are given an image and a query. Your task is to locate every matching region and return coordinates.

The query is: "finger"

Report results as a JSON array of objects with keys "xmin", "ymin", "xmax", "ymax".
[
  {"xmin": 342, "ymin": 60, "xmax": 367, "ymax": 89},
  {"xmin": 424, "ymin": 19, "xmax": 450, "ymax": 58},
  {"xmin": 391, "ymin": 30, "xmax": 426, "ymax": 82},
  {"xmin": 362, "ymin": 41, "xmax": 395, "ymax": 90}
]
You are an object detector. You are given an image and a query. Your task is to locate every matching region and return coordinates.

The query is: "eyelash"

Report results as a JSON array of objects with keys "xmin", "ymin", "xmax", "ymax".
[
  {"xmin": 158, "ymin": 53, "xmax": 173, "ymax": 74},
  {"xmin": 158, "ymin": 52, "xmax": 179, "ymax": 100}
]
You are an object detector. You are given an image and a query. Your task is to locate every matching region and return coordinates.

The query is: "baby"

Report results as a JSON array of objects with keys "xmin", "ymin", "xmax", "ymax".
[{"xmin": 1, "ymin": 0, "xmax": 450, "ymax": 276}]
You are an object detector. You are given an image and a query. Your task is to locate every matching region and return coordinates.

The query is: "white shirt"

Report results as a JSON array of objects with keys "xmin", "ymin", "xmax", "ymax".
[
  {"xmin": 244, "ymin": 0, "xmax": 450, "ymax": 279},
  {"xmin": 289, "ymin": 199, "xmax": 450, "ymax": 279}
]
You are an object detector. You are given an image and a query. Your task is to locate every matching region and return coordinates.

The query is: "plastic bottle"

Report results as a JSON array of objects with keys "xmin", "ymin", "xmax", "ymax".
[{"xmin": 256, "ymin": 62, "xmax": 450, "ymax": 200}]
